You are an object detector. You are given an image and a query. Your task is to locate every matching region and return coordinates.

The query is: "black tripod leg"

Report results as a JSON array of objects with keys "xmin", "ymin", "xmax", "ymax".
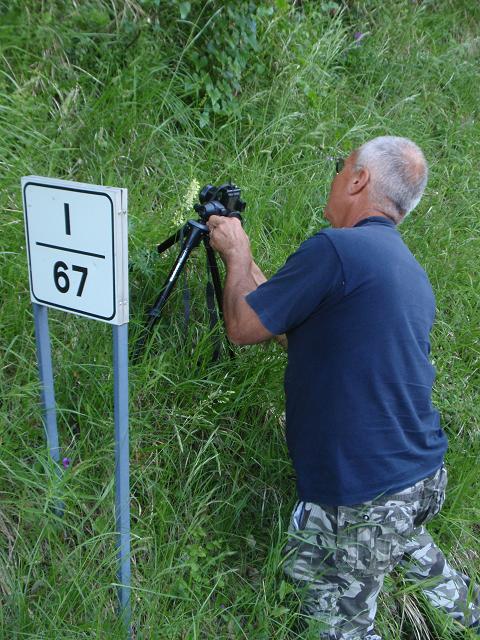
[
  {"xmin": 156, "ymin": 226, "xmax": 186, "ymax": 254},
  {"xmin": 205, "ymin": 242, "xmax": 224, "ymax": 315},
  {"xmin": 133, "ymin": 224, "xmax": 205, "ymax": 361},
  {"xmin": 204, "ymin": 241, "xmax": 235, "ymax": 359}
]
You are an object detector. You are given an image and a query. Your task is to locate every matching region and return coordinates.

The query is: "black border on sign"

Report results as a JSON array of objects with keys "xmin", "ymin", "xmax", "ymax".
[{"xmin": 23, "ymin": 181, "xmax": 117, "ymax": 321}]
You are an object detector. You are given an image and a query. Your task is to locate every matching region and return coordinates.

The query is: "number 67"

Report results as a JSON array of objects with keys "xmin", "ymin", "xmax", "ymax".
[{"xmin": 54, "ymin": 261, "xmax": 88, "ymax": 297}]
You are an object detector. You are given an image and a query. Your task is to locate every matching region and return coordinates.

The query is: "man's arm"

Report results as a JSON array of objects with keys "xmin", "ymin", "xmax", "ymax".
[
  {"xmin": 207, "ymin": 216, "xmax": 286, "ymax": 347},
  {"xmin": 222, "ymin": 252, "xmax": 273, "ymax": 345},
  {"xmin": 250, "ymin": 260, "xmax": 267, "ymax": 287},
  {"xmin": 211, "ymin": 217, "xmax": 343, "ymax": 347},
  {"xmin": 249, "ymin": 261, "xmax": 288, "ymax": 349}
]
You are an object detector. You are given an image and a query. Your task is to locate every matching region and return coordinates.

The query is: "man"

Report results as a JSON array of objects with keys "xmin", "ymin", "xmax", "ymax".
[{"xmin": 206, "ymin": 136, "xmax": 480, "ymax": 639}]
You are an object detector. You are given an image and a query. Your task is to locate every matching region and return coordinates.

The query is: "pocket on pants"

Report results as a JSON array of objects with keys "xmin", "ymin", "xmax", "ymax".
[
  {"xmin": 283, "ymin": 502, "xmax": 338, "ymax": 577},
  {"xmin": 423, "ymin": 465, "xmax": 448, "ymax": 524},
  {"xmin": 337, "ymin": 503, "xmax": 414, "ymax": 574}
]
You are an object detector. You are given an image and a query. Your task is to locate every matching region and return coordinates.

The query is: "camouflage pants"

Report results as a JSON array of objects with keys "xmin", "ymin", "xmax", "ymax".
[{"xmin": 283, "ymin": 466, "xmax": 480, "ymax": 639}]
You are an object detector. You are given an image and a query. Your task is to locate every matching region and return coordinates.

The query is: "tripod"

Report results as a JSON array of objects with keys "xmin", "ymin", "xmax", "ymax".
[{"xmin": 133, "ymin": 218, "xmax": 230, "ymax": 361}]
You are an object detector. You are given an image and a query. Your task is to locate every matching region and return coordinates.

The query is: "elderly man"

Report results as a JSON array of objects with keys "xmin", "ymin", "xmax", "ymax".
[{"xmin": 206, "ymin": 136, "xmax": 480, "ymax": 638}]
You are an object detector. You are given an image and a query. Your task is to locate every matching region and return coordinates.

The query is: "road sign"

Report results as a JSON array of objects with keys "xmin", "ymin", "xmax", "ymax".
[
  {"xmin": 22, "ymin": 176, "xmax": 128, "ymax": 325},
  {"xmin": 23, "ymin": 175, "xmax": 132, "ymax": 637}
]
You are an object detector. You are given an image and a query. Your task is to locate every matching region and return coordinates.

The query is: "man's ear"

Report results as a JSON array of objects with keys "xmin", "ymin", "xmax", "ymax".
[{"xmin": 348, "ymin": 167, "xmax": 370, "ymax": 195}]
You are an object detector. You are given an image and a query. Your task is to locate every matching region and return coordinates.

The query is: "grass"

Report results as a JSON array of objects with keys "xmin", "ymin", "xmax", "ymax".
[{"xmin": 0, "ymin": 0, "xmax": 479, "ymax": 638}]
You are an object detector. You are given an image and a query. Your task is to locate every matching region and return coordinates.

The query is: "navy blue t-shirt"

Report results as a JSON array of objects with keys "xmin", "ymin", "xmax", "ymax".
[{"xmin": 246, "ymin": 217, "xmax": 448, "ymax": 506}]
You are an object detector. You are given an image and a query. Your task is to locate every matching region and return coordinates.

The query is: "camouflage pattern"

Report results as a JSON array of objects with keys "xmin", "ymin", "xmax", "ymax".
[{"xmin": 283, "ymin": 466, "xmax": 480, "ymax": 639}]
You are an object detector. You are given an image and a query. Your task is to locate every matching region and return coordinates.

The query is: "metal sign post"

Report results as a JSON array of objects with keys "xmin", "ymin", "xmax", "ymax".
[
  {"xmin": 22, "ymin": 176, "xmax": 131, "ymax": 637},
  {"xmin": 113, "ymin": 322, "xmax": 131, "ymax": 627}
]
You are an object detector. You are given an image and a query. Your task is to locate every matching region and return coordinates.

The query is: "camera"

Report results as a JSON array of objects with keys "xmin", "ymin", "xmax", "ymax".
[{"xmin": 194, "ymin": 183, "xmax": 246, "ymax": 222}]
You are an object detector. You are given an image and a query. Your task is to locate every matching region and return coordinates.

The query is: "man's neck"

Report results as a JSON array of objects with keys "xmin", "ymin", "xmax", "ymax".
[{"xmin": 341, "ymin": 208, "xmax": 391, "ymax": 228}]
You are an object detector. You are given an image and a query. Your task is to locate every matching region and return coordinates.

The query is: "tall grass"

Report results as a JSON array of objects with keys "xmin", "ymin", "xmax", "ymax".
[{"xmin": 1, "ymin": 1, "xmax": 479, "ymax": 638}]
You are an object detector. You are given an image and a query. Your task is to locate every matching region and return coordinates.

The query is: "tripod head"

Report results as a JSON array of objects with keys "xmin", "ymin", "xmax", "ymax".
[
  {"xmin": 193, "ymin": 183, "xmax": 246, "ymax": 223},
  {"xmin": 156, "ymin": 182, "xmax": 246, "ymax": 255}
]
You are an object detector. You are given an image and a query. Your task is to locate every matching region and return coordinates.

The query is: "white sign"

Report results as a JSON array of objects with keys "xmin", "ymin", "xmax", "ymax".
[{"xmin": 22, "ymin": 176, "xmax": 128, "ymax": 324}]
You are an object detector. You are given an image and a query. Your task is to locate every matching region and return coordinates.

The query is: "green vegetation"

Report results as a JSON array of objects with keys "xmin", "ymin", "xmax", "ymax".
[{"xmin": 1, "ymin": 1, "xmax": 479, "ymax": 638}]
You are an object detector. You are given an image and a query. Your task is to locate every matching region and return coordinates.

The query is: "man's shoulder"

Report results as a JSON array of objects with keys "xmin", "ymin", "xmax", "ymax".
[
  {"xmin": 316, "ymin": 226, "xmax": 370, "ymax": 255},
  {"xmin": 319, "ymin": 227, "xmax": 351, "ymax": 241},
  {"xmin": 318, "ymin": 225, "xmax": 371, "ymax": 243},
  {"xmin": 320, "ymin": 223, "xmax": 403, "ymax": 250},
  {"xmin": 294, "ymin": 230, "xmax": 339, "ymax": 256}
]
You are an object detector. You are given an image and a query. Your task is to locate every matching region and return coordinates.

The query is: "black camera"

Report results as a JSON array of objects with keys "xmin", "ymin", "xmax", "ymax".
[{"xmin": 194, "ymin": 183, "xmax": 246, "ymax": 222}]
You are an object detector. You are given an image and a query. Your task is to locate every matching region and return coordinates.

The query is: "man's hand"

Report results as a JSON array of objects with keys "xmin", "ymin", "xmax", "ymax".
[{"xmin": 206, "ymin": 215, "xmax": 251, "ymax": 264}]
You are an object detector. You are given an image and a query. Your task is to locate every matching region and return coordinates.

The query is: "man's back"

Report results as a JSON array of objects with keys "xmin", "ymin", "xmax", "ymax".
[{"xmin": 247, "ymin": 216, "xmax": 448, "ymax": 505}]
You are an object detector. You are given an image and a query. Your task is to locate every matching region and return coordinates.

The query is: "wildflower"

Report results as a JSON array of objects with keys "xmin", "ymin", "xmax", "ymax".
[
  {"xmin": 172, "ymin": 178, "xmax": 201, "ymax": 227},
  {"xmin": 354, "ymin": 31, "xmax": 366, "ymax": 45},
  {"xmin": 62, "ymin": 457, "xmax": 71, "ymax": 469},
  {"xmin": 182, "ymin": 178, "xmax": 201, "ymax": 213}
]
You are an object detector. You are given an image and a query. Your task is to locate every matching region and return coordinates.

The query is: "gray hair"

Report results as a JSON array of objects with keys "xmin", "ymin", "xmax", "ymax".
[{"xmin": 354, "ymin": 136, "xmax": 428, "ymax": 223}]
